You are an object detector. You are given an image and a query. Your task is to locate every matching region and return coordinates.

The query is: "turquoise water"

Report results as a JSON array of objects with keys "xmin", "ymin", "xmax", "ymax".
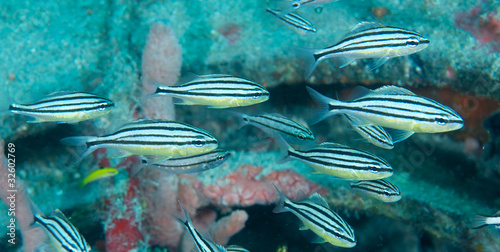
[{"xmin": 1, "ymin": 1, "xmax": 500, "ymax": 251}]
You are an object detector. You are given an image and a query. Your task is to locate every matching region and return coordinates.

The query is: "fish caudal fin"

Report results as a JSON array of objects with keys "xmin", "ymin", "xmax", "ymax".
[
  {"xmin": 0, "ymin": 92, "xmax": 16, "ymax": 113},
  {"xmin": 472, "ymin": 215, "xmax": 490, "ymax": 229},
  {"xmin": 294, "ymin": 47, "xmax": 320, "ymax": 79},
  {"xmin": 272, "ymin": 184, "xmax": 290, "ymax": 214},
  {"xmin": 60, "ymin": 136, "xmax": 97, "ymax": 163},
  {"xmin": 306, "ymin": 86, "xmax": 341, "ymax": 125}
]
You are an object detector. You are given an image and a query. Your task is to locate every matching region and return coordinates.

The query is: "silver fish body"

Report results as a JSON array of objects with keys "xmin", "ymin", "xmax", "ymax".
[
  {"xmin": 273, "ymin": 186, "xmax": 356, "ymax": 248},
  {"xmin": 267, "ymin": 8, "xmax": 317, "ymax": 34},
  {"xmin": 307, "ymin": 85, "xmax": 464, "ymax": 133},
  {"xmin": 350, "ymin": 179, "xmax": 402, "ymax": 202},
  {"xmin": 240, "ymin": 112, "xmax": 315, "ymax": 143},
  {"xmin": 301, "ymin": 22, "xmax": 430, "ymax": 78},
  {"xmin": 153, "ymin": 74, "xmax": 269, "ymax": 108},
  {"xmin": 176, "ymin": 201, "xmax": 227, "ymax": 252},
  {"xmin": 34, "ymin": 209, "xmax": 91, "ymax": 252},
  {"xmin": 7, "ymin": 91, "xmax": 114, "ymax": 123},
  {"xmin": 144, "ymin": 150, "xmax": 230, "ymax": 174},
  {"xmin": 61, "ymin": 119, "xmax": 218, "ymax": 160},
  {"xmin": 285, "ymin": 142, "xmax": 393, "ymax": 180}
]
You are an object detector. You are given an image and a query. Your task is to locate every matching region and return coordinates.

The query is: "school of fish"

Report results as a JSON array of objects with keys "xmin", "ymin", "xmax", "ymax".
[{"xmin": 3, "ymin": 0, "xmax": 488, "ymax": 251}]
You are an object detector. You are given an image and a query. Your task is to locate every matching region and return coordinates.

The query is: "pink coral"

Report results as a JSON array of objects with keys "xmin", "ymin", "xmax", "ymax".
[
  {"xmin": 198, "ymin": 164, "xmax": 327, "ymax": 207},
  {"xmin": 455, "ymin": 1, "xmax": 500, "ymax": 52},
  {"xmin": 140, "ymin": 20, "xmax": 182, "ymax": 120}
]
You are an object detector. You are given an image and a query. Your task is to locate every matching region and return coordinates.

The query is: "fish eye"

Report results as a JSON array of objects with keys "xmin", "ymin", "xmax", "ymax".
[
  {"xmin": 298, "ymin": 134, "xmax": 306, "ymax": 140},
  {"xmin": 406, "ymin": 37, "xmax": 420, "ymax": 47},
  {"xmin": 243, "ymin": 117, "xmax": 249, "ymax": 122},
  {"xmin": 292, "ymin": 2, "xmax": 300, "ymax": 9},
  {"xmin": 98, "ymin": 103, "xmax": 108, "ymax": 111},
  {"xmin": 217, "ymin": 154, "xmax": 225, "ymax": 161},
  {"xmin": 192, "ymin": 138, "xmax": 206, "ymax": 147},
  {"xmin": 435, "ymin": 117, "xmax": 448, "ymax": 125},
  {"xmin": 251, "ymin": 92, "xmax": 262, "ymax": 99}
]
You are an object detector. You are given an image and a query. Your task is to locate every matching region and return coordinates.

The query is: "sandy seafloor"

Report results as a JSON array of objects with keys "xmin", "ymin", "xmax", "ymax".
[{"xmin": 1, "ymin": 0, "xmax": 500, "ymax": 251}]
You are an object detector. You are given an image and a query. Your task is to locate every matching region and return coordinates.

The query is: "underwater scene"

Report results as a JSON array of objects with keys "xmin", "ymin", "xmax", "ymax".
[{"xmin": 1, "ymin": 0, "xmax": 500, "ymax": 251}]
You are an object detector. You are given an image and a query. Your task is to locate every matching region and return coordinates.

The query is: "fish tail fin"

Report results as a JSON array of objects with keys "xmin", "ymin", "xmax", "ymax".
[
  {"xmin": 0, "ymin": 92, "xmax": 16, "ymax": 113},
  {"xmin": 175, "ymin": 201, "xmax": 192, "ymax": 228},
  {"xmin": 472, "ymin": 215, "xmax": 490, "ymax": 229},
  {"xmin": 272, "ymin": 184, "xmax": 290, "ymax": 214},
  {"xmin": 227, "ymin": 110, "xmax": 249, "ymax": 129},
  {"xmin": 274, "ymin": 133, "xmax": 294, "ymax": 163},
  {"xmin": 306, "ymin": 86, "xmax": 341, "ymax": 125},
  {"xmin": 60, "ymin": 136, "xmax": 97, "ymax": 162},
  {"xmin": 293, "ymin": 47, "xmax": 320, "ymax": 79}
]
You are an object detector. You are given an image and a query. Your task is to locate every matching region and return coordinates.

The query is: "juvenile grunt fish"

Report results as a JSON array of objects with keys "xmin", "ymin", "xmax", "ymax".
[
  {"xmin": 149, "ymin": 74, "xmax": 269, "ymax": 108},
  {"xmin": 61, "ymin": 119, "xmax": 218, "ymax": 161},
  {"xmin": 273, "ymin": 185, "xmax": 356, "ymax": 248},
  {"xmin": 1, "ymin": 91, "xmax": 114, "ymax": 123},
  {"xmin": 33, "ymin": 209, "xmax": 91, "ymax": 251},
  {"xmin": 307, "ymin": 85, "xmax": 463, "ymax": 133},
  {"xmin": 143, "ymin": 150, "xmax": 230, "ymax": 175},
  {"xmin": 350, "ymin": 179, "xmax": 402, "ymax": 202},
  {"xmin": 266, "ymin": 8, "xmax": 317, "ymax": 35},
  {"xmin": 298, "ymin": 22, "xmax": 430, "ymax": 78}
]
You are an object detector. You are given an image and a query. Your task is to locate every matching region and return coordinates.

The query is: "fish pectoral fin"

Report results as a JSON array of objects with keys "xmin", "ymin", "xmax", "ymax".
[
  {"xmin": 367, "ymin": 57, "xmax": 391, "ymax": 71},
  {"xmin": 299, "ymin": 224, "xmax": 310, "ymax": 231},
  {"xmin": 343, "ymin": 114, "xmax": 371, "ymax": 127},
  {"xmin": 301, "ymin": 230, "xmax": 327, "ymax": 244},
  {"xmin": 26, "ymin": 117, "xmax": 45, "ymax": 123},
  {"xmin": 331, "ymin": 56, "xmax": 356, "ymax": 68},
  {"xmin": 385, "ymin": 128, "xmax": 414, "ymax": 143},
  {"xmin": 108, "ymin": 149, "xmax": 133, "ymax": 159}
]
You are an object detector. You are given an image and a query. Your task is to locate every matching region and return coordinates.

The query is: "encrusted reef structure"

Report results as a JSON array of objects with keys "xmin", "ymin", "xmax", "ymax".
[{"xmin": 1, "ymin": 0, "xmax": 499, "ymax": 251}]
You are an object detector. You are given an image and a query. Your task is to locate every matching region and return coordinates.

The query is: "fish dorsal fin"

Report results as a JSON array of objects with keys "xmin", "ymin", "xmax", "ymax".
[
  {"xmin": 344, "ymin": 21, "xmax": 384, "ymax": 38},
  {"xmin": 346, "ymin": 86, "xmax": 372, "ymax": 101},
  {"xmin": 495, "ymin": 210, "xmax": 500, "ymax": 216},
  {"xmin": 372, "ymin": 85, "xmax": 417, "ymax": 96},
  {"xmin": 307, "ymin": 193, "xmax": 329, "ymax": 208},
  {"xmin": 295, "ymin": 190, "xmax": 309, "ymax": 201},
  {"xmin": 54, "ymin": 209, "xmax": 71, "ymax": 222}
]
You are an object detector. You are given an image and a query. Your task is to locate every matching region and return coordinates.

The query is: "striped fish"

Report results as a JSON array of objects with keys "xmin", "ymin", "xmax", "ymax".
[
  {"xmin": 281, "ymin": 141, "xmax": 393, "ymax": 180},
  {"xmin": 151, "ymin": 74, "xmax": 269, "ymax": 108},
  {"xmin": 61, "ymin": 119, "xmax": 218, "ymax": 161},
  {"xmin": 472, "ymin": 210, "xmax": 500, "ymax": 229},
  {"xmin": 143, "ymin": 150, "xmax": 230, "ymax": 174},
  {"xmin": 350, "ymin": 179, "xmax": 401, "ymax": 202},
  {"xmin": 266, "ymin": 8, "xmax": 317, "ymax": 35},
  {"xmin": 274, "ymin": 0, "xmax": 339, "ymax": 14},
  {"xmin": 344, "ymin": 114, "xmax": 394, "ymax": 149},
  {"xmin": 307, "ymin": 85, "xmax": 463, "ymax": 133},
  {"xmin": 299, "ymin": 22, "xmax": 430, "ymax": 78},
  {"xmin": 2, "ymin": 91, "xmax": 114, "ymax": 123},
  {"xmin": 176, "ymin": 201, "xmax": 227, "ymax": 252},
  {"xmin": 34, "ymin": 209, "xmax": 91, "ymax": 252},
  {"xmin": 273, "ymin": 185, "xmax": 356, "ymax": 248},
  {"xmin": 236, "ymin": 112, "xmax": 315, "ymax": 143}
]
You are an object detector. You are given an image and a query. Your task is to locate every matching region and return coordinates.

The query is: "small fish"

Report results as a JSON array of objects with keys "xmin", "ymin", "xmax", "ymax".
[
  {"xmin": 273, "ymin": 185, "xmax": 356, "ymax": 248},
  {"xmin": 235, "ymin": 112, "xmax": 315, "ymax": 144},
  {"xmin": 33, "ymin": 209, "xmax": 91, "ymax": 252},
  {"xmin": 274, "ymin": 0, "xmax": 338, "ymax": 14},
  {"xmin": 280, "ymin": 140, "xmax": 393, "ymax": 180},
  {"xmin": 143, "ymin": 150, "xmax": 230, "ymax": 175},
  {"xmin": 350, "ymin": 179, "xmax": 402, "ymax": 202},
  {"xmin": 61, "ymin": 119, "xmax": 218, "ymax": 161},
  {"xmin": 344, "ymin": 114, "xmax": 394, "ymax": 149},
  {"xmin": 307, "ymin": 85, "xmax": 463, "ymax": 133},
  {"xmin": 80, "ymin": 167, "xmax": 119, "ymax": 187},
  {"xmin": 472, "ymin": 211, "xmax": 500, "ymax": 229},
  {"xmin": 176, "ymin": 201, "xmax": 250, "ymax": 252},
  {"xmin": 298, "ymin": 22, "xmax": 430, "ymax": 78},
  {"xmin": 149, "ymin": 74, "xmax": 269, "ymax": 108},
  {"xmin": 276, "ymin": 244, "xmax": 288, "ymax": 252},
  {"xmin": 266, "ymin": 8, "xmax": 317, "ymax": 35},
  {"xmin": 0, "ymin": 91, "xmax": 114, "ymax": 123}
]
